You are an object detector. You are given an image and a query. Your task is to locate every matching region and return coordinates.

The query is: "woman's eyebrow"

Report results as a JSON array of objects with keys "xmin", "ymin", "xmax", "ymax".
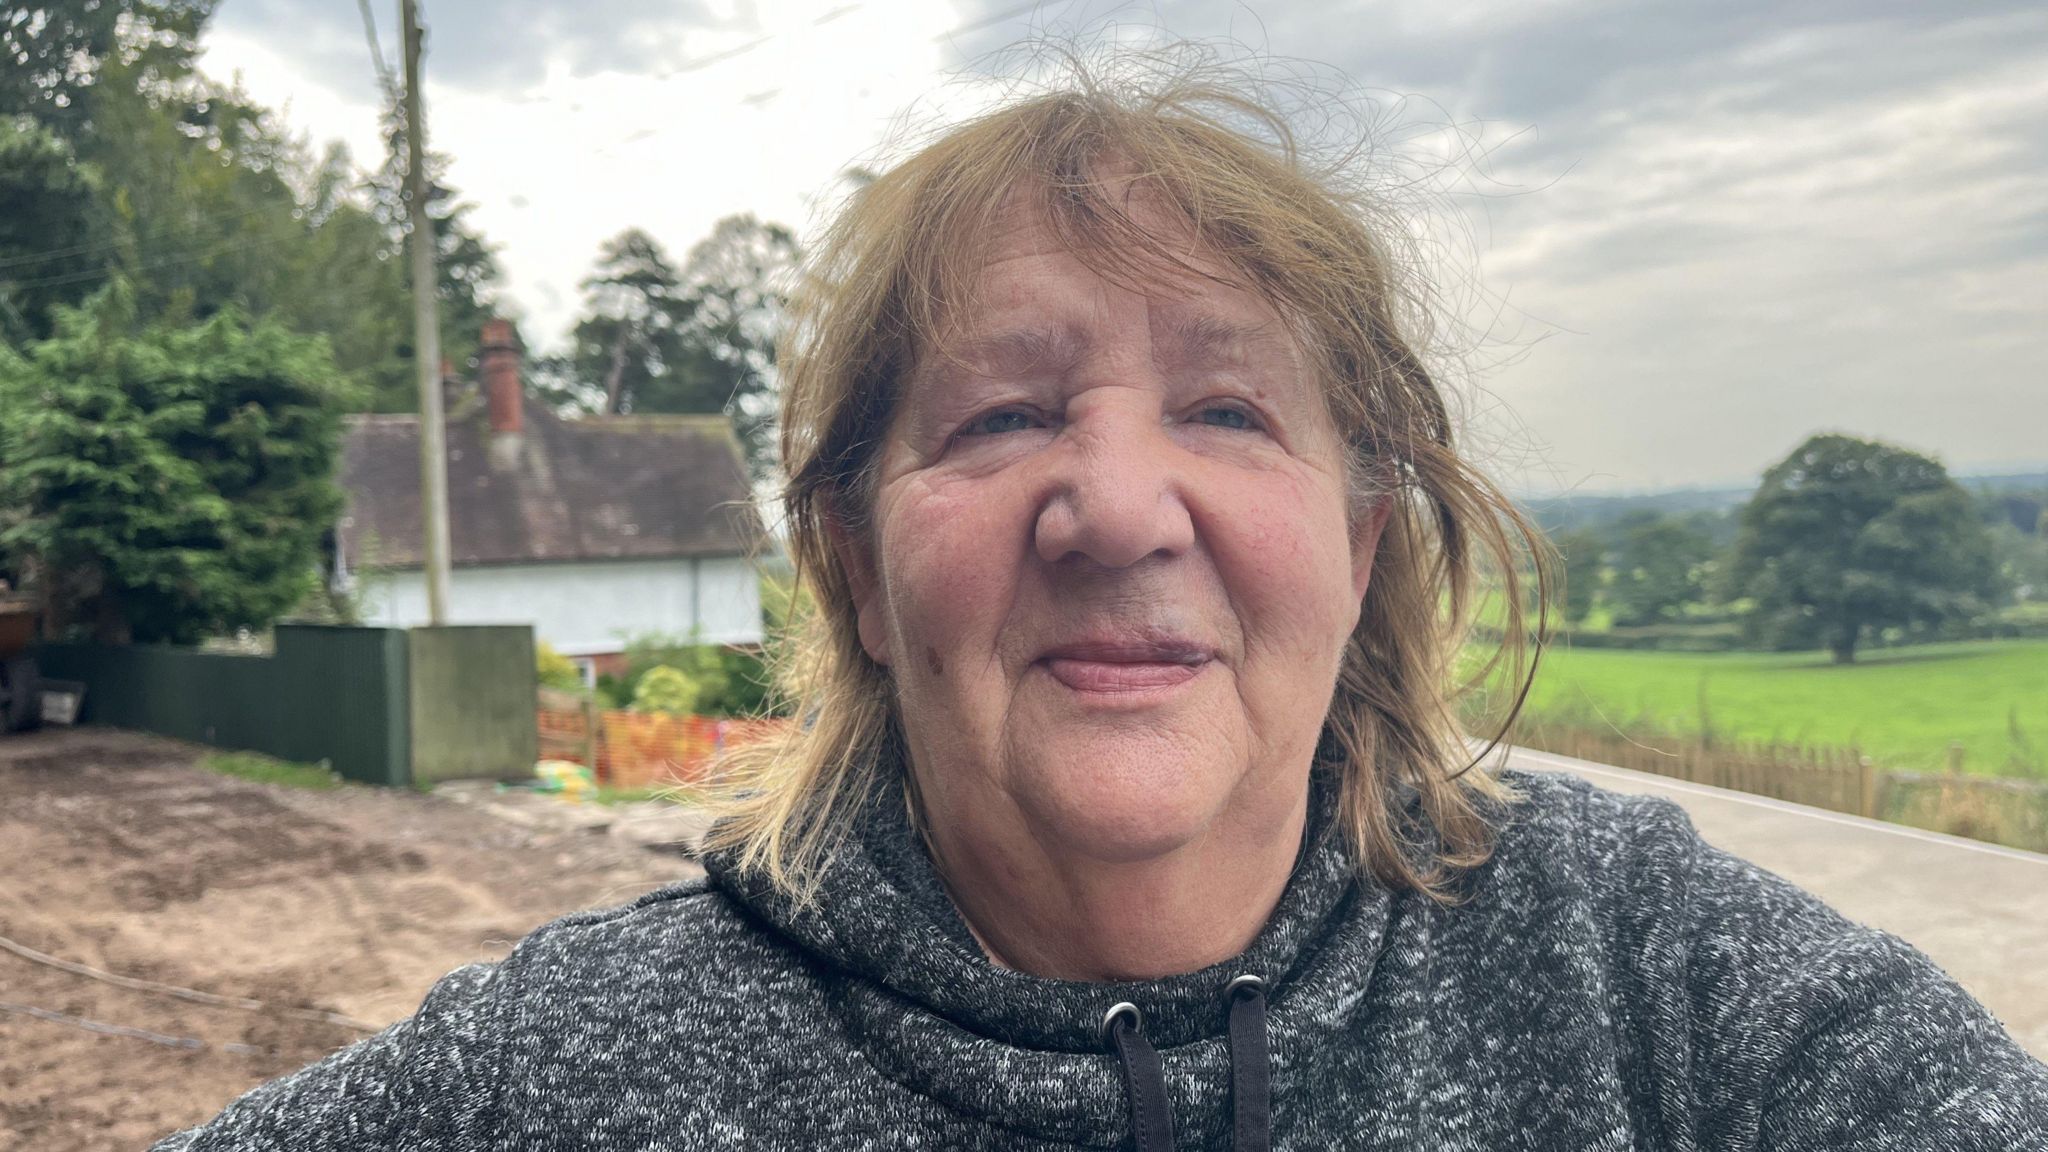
[
  {"xmin": 928, "ymin": 324, "xmax": 1089, "ymax": 382},
  {"xmin": 1154, "ymin": 312, "xmax": 1285, "ymax": 368}
]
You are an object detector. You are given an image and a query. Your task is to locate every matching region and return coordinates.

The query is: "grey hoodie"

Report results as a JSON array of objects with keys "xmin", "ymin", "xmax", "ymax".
[{"xmin": 153, "ymin": 770, "xmax": 2048, "ymax": 1149}]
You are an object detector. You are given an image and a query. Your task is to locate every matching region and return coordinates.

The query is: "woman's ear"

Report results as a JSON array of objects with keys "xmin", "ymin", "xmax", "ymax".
[
  {"xmin": 1350, "ymin": 496, "xmax": 1393, "ymax": 605},
  {"xmin": 827, "ymin": 510, "xmax": 893, "ymax": 667}
]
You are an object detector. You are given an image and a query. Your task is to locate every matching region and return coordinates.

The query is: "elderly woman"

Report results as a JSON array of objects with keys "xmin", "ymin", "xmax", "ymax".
[{"xmin": 160, "ymin": 72, "xmax": 2045, "ymax": 1151}]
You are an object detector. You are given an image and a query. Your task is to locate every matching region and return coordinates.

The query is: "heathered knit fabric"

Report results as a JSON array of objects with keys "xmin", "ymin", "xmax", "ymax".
[{"xmin": 153, "ymin": 770, "xmax": 2048, "ymax": 1149}]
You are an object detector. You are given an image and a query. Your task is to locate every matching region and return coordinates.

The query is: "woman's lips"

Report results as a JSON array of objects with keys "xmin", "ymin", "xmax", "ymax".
[
  {"xmin": 1039, "ymin": 643, "xmax": 1212, "ymax": 695},
  {"xmin": 1044, "ymin": 658, "xmax": 1205, "ymax": 693}
]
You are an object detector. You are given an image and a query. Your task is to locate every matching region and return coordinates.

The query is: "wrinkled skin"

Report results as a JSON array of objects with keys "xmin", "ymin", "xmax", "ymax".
[{"xmin": 840, "ymin": 192, "xmax": 1388, "ymax": 978}]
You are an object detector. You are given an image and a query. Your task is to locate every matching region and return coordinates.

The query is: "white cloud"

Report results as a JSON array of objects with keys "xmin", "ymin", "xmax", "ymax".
[{"xmin": 197, "ymin": 0, "xmax": 2048, "ymax": 491}]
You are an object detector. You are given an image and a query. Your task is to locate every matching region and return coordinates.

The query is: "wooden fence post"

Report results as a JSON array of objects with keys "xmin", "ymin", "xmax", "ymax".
[
  {"xmin": 1858, "ymin": 756, "xmax": 1881, "ymax": 819},
  {"xmin": 583, "ymin": 692, "xmax": 601, "ymax": 782}
]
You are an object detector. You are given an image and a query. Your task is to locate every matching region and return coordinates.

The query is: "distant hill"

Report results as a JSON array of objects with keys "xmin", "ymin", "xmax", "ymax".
[
  {"xmin": 1520, "ymin": 470, "xmax": 2047, "ymax": 538},
  {"xmin": 1518, "ymin": 487, "xmax": 1751, "ymax": 537},
  {"xmin": 1960, "ymin": 470, "xmax": 2048, "ymax": 495}
]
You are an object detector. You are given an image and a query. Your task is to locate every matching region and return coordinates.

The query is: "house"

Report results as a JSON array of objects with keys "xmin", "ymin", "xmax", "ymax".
[{"xmin": 336, "ymin": 320, "xmax": 765, "ymax": 679}]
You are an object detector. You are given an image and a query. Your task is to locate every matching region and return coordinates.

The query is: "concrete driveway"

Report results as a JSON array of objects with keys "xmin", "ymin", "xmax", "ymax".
[{"xmin": 1507, "ymin": 745, "xmax": 2048, "ymax": 1060}]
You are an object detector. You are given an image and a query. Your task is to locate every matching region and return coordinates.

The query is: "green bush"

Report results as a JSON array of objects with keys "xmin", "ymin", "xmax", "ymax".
[
  {"xmin": 0, "ymin": 288, "xmax": 356, "ymax": 644},
  {"xmin": 535, "ymin": 641, "xmax": 584, "ymax": 693},
  {"xmin": 618, "ymin": 633, "xmax": 780, "ymax": 717},
  {"xmin": 631, "ymin": 664, "xmax": 700, "ymax": 715}
]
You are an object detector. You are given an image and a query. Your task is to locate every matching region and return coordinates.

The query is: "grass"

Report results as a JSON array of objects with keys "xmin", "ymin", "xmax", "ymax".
[
  {"xmin": 1518, "ymin": 639, "xmax": 2048, "ymax": 777},
  {"xmin": 591, "ymin": 784, "xmax": 697, "ymax": 806},
  {"xmin": 200, "ymin": 750, "xmax": 345, "ymax": 790}
]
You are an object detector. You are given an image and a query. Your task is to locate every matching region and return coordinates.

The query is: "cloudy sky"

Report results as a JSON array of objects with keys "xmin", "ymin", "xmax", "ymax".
[{"xmin": 200, "ymin": 0, "xmax": 2048, "ymax": 494}]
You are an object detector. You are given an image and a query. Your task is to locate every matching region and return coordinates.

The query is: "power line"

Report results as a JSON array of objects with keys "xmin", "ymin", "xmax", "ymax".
[
  {"xmin": 660, "ymin": 34, "xmax": 772, "ymax": 77},
  {"xmin": 0, "ymin": 199, "xmax": 282, "ymax": 273},
  {"xmin": 938, "ymin": 0, "xmax": 1048, "ymax": 41},
  {"xmin": 509, "ymin": 2, "xmax": 1048, "ymax": 115},
  {"xmin": 357, "ymin": 0, "xmax": 398, "ymax": 100},
  {"xmin": 0, "ymin": 230, "xmax": 290, "ymax": 292}
]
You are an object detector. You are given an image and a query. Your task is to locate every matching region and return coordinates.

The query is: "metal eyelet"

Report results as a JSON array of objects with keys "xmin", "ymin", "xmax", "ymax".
[
  {"xmin": 1225, "ymin": 974, "xmax": 1266, "ymax": 1001},
  {"xmin": 1100, "ymin": 1001, "xmax": 1143, "ymax": 1047}
]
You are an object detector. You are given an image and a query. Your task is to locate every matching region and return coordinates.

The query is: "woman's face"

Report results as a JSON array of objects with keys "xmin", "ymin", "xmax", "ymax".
[{"xmin": 846, "ymin": 199, "xmax": 1387, "ymax": 864}]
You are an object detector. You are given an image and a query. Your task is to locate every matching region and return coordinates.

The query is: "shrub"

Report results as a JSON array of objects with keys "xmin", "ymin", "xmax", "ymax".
[
  {"xmin": 618, "ymin": 633, "xmax": 780, "ymax": 717},
  {"xmin": 535, "ymin": 641, "xmax": 584, "ymax": 693},
  {"xmin": 632, "ymin": 665, "xmax": 700, "ymax": 715}
]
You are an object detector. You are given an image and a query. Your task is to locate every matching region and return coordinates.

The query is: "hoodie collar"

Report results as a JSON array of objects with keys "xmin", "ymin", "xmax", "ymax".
[{"xmin": 707, "ymin": 767, "xmax": 1382, "ymax": 1053}]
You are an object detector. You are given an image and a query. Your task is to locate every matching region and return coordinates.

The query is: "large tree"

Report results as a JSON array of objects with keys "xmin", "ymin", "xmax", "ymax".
[
  {"xmin": 0, "ymin": 121, "xmax": 106, "ymax": 343},
  {"xmin": 1551, "ymin": 527, "xmax": 1603, "ymax": 626},
  {"xmin": 1, "ymin": 1, "xmax": 217, "ymax": 343},
  {"xmin": 561, "ymin": 216, "xmax": 797, "ymax": 478},
  {"xmin": 0, "ymin": 0, "xmax": 214, "ymax": 142},
  {"xmin": 1729, "ymin": 434, "xmax": 2003, "ymax": 663},
  {"xmin": 1606, "ymin": 511, "xmax": 1717, "ymax": 627},
  {"xmin": 566, "ymin": 228, "xmax": 695, "ymax": 416},
  {"xmin": 0, "ymin": 287, "xmax": 355, "ymax": 643},
  {"xmin": 675, "ymin": 214, "xmax": 798, "ymax": 480},
  {"xmin": 1, "ymin": 7, "xmax": 487, "ymax": 412},
  {"xmin": 0, "ymin": 17, "xmax": 425, "ymax": 407}
]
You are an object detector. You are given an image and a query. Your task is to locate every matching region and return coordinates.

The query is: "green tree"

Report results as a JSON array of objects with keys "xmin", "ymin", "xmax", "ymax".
[
  {"xmin": 560, "ymin": 216, "xmax": 797, "ymax": 478},
  {"xmin": 618, "ymin": 631, "xmax": 774, "ymax": 717},
  {"xmin": 673, "ymin": 214, "xmax": 799, "ymax": 481},
  {"xmin": 0, "ymin": 1, "xmax": 214, "ymax": 142},
  {"xmin": 0, "ymin": 286, "xmax": 356, "ymax": 643},
  {"xmin": 2, "ymin": 4, "xmax": 493, "ymax": 414},
  {"xmin": 1729, "ymin": 434, "xmax": 2003, "ymax": 663},
  {"xmin": 2, "ymin": 45, "xmax": 418, "ymax": 403},
  {"xmin": 1987, "ymin": 521, "xmax": 2048, "ymax": 606},
  {"xmin": 0, "ymin": 121, "xmax": 107, "ymax": 343},
  {"xmin": 1552, "ymin": 528, "xmax": 1603, "ymax": 626},
  {"xmin": 1607, "ymin": 511, "xmax": 1716, "ymax": 627},
  {"xmin": 566, "ymin": 228, "xmax": 696, "ymax": 416}
]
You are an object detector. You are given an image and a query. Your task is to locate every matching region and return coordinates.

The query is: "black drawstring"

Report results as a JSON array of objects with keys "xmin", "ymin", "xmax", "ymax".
[
  {"xmin": 1103, "ymin": 976, "xmax": 1272, "ymax": 1152},
  {"xmin": 1225, "ymin": 976, "xmax": 1272, "ymax": 1152},
  {"xmin": 1105, "ymin": 1003, "xmax": 1175, "ymax": 1152}
]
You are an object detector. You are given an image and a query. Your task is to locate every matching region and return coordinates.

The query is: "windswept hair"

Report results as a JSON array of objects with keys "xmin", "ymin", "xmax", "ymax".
[{"xmin": 704, "ymin": 48, "xmax": 1549, "ymax": 905}]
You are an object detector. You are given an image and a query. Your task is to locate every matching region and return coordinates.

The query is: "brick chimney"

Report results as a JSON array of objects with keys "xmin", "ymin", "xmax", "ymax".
[{"xmin": 480, "ymin": 318, "xmax": 523, "ymax": 470}]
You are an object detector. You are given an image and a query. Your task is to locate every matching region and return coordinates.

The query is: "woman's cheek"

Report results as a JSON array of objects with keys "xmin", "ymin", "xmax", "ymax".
[
  {"xmin": 880, "ymin": 473, "xmax": 1027, "ymax": 647},
  {"xmin": 1208, "ymin": 470, "xmax": 1358, "ymax": 651}
]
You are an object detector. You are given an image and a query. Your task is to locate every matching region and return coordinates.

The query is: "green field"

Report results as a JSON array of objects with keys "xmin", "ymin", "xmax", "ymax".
[{"xmin": 1519, "ymin": 640, "xmax": 2048, "ymax": 777}]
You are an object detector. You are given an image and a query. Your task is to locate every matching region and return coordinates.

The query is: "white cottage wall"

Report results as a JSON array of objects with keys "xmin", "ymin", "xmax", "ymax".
[{"xmin": 361, "ymin": 556, "xmax": 762, "ymax": 655}]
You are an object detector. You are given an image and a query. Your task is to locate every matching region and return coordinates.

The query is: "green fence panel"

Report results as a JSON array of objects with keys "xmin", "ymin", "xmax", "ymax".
[
  {"xmin": 33, "ymin": 625, "xmax": 413, "ymax": 787},
  {"xmin": 271, "ymin": 625, "xmax": 412, "ymax": 787},
  {"xmin": 407, "ymin": 626, "xmax": 537, "ymax": 785}
]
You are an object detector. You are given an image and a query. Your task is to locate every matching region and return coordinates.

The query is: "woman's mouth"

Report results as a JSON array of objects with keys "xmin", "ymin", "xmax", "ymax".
[{"xmin": 1038, "ymin": 641, "xmax": 1212, "ymax": 695}]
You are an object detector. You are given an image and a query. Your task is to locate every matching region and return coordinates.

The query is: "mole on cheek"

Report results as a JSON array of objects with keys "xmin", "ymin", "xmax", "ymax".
[{"xmin": 925, "ymin": 646, "xmax": 945, "ymax": 677}]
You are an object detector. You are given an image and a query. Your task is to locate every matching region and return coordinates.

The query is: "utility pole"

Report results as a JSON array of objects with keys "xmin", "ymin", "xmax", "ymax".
[{"xmin": 401, "ymin": 0, "xmax": 453, "ymax": 623}]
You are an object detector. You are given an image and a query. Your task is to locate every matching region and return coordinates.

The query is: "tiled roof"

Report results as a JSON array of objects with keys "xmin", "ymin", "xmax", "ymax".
[{"xmin": 337, "ymin": 399, "xmax": 761, "ymax": 569}]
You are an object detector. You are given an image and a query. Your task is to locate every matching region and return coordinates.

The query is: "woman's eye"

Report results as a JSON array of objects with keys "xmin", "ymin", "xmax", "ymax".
[
  {"xmin": 961, "ymin": 410, "xmax": 1039, "ymax": 437},
  {"xmin": 1192, "ymin": 405, "xmax": 1256, "ymax": 431}
]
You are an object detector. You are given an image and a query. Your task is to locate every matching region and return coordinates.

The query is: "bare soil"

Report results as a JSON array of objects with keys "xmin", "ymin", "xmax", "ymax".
[{"xmin": 0, "ymin": 728, "xmax": 699, "ymax": 1152}]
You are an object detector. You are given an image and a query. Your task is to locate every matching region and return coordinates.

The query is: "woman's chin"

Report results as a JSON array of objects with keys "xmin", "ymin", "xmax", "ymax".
[{"xmin": 1005, "ymin": 743, "xmax": 1237, "ymax": 864}]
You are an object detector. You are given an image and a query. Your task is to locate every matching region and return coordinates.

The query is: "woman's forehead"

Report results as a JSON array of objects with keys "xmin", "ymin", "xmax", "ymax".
[{"xmin": 933, "ymin": 195, "xmax": 1304, "ymax": 365}]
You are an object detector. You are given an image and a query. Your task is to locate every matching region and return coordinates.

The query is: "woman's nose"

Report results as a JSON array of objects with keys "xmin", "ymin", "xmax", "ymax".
[{"xmin": 1032, "ymin": 410, "xmax": 1196, "ymax": 570}]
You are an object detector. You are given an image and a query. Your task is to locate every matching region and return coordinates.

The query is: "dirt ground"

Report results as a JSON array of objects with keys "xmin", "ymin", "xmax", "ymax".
[{"xmin": 0, "ymin": 728, "xmax": 702, "ymax": 1152}]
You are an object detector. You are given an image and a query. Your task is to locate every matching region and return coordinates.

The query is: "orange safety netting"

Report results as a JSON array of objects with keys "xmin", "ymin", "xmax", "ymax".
[{"xmin": 537, "ymin": 705, "xmax": 786, "ymax": 791}]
